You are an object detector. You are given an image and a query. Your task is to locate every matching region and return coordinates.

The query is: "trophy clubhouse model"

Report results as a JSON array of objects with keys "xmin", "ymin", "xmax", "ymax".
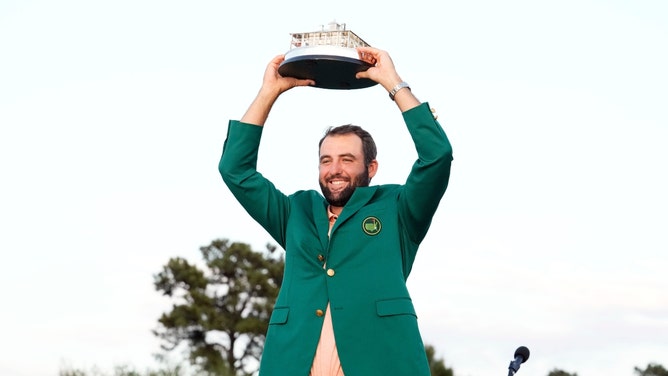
[{"xmin": 278, "ymin": 21, "xmax": 378, "ymax": 90}]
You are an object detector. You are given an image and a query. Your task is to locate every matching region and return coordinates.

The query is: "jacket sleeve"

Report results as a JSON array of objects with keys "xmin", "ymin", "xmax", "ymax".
[
  {"xmin": 399, "ymin": 102, "xmax": 454, "ymax": 244},
  {"xmin": 218, "ymin": 120, "xmax": 290, "ymax": 248}
]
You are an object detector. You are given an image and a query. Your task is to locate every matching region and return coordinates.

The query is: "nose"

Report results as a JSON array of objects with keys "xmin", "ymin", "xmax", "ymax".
[{"xmin": 328, "ymin": 160, "xmax": 343, "ymax": 175}]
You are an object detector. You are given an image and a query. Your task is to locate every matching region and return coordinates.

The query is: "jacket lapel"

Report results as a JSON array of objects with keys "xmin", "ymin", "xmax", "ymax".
[
  {"xmin": 330, "ymin": 186, "xmax": 378, "ymax": 236},
  {"xmin": 313, "ymin": 197, "xmax": 330, "ymax": 251}
]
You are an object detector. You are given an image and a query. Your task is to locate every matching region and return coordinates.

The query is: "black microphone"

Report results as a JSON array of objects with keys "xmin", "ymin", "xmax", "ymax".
[{"xmin": 507, "ymin": 346, "xmax": 530, "ymax": 376}]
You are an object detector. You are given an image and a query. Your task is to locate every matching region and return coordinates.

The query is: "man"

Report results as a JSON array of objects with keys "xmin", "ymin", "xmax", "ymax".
[{"xmin": 219, "ymin": 46, "xmax": 453, "ymax": 376}]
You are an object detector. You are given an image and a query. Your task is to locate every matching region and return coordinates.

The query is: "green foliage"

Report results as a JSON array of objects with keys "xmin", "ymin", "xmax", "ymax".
[
  {"xmin": 153, "ymin": 239, "xmax": 284, "ymax": 376},
  {"xmin": 59, "ymin": 364, "xmax": 184, "ymax": 376},
  {"xmin": 59, "ymin": 368, "xmax": 88, "ymax": 376},
  {"xmin": 635, "ymin": 363, "xmax": 668, "ymax": 376},
  {"xmin": 425, "ymin": 344, "xmax": 454, "ymax": 376},
  {"xmin": 547, "ymin": 369, "xmax": 578, "ymax": 376}
]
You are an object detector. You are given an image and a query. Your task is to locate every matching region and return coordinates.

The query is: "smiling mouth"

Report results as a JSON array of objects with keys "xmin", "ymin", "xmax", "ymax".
[
  {"xmin": 328, "ymin": 179, "xmax": 349, "ymax": 192},
  {"xmin": 329, "ymin": 179, "xmax": 348, "ymax": 188}
]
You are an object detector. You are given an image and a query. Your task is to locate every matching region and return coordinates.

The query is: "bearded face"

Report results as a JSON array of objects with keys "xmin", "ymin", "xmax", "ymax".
[
  {"xmin": 319, "ymin": 168, "xmax": 370, "ymax": 207},
  {"xmin": 318, "ymin": 133, "xmax": 377, "ymax": 210}
]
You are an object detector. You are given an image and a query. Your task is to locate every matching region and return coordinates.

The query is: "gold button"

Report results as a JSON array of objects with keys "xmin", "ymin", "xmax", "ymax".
[
  {"xmin": 317, "ymin": 254, "xmax": 325, "ymax": 262},
  {"xmin": 327, "ymin": 268, "xmax": 335, "ymax": 277},
  {"xmin": 315, "ymin": 309, "xmax": 324, "ymax": 317}
]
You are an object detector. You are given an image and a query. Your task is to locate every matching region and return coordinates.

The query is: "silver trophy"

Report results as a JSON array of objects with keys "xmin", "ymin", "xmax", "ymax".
[{"xmin": 278, "ymin": 21, "xmax": 377, "ymax": 90}]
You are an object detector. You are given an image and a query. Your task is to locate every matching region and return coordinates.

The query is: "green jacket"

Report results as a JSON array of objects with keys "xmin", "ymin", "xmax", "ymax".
[{"xmin": 219, "ymin": 102, "xmax": 453, "ymax": 376}]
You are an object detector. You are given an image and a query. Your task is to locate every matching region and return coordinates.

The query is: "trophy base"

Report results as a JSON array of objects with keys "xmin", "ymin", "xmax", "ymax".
[{"xmin": 278, "ymin": 46, "xmax": 377, "ymax": 90}]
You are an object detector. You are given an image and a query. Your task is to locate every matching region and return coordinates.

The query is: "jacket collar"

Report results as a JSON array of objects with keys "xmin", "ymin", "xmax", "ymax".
[{"xmin": 321, "ymin": 186, "xmax": 378, "ymax": 240}]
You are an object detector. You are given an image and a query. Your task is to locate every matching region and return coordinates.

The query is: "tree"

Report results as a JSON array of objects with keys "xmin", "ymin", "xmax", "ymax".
[
  {"xmin": 59, "ymin": 363, "xmax": 184, "ymax": 376},
  {"xmin": 425, "ymin": 344, "xmax": 454, "ymax": 376},
  {"xmin": 635, "ymin": 363, "xmax": 668, "ymax": 376},
  {"xmin": 153, "ymin": 239, "xmax": 284, "ymax": 376},
  {"xmin": 547, "ymin": 369, "xmax": 578, "ymax": 376}
]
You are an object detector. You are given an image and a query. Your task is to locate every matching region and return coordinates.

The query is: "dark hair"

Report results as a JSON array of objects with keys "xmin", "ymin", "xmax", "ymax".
[{"xmin": 318, "ymin": 124, "xmax": 377, "ymax": 166}]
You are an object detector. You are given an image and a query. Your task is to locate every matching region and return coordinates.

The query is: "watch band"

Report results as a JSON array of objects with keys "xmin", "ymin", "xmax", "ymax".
[{"xmin": 389, "ymin": 82, "xmax": 410, "ymax": 101}]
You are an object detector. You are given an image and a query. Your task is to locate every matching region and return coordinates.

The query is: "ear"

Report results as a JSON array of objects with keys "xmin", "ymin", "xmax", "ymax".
[{"xmin": 367, "ymin": 159, "xmax": 378, "ymax": 180}]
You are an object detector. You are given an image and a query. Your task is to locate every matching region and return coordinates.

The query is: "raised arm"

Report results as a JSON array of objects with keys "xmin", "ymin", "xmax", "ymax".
[
  {"xmin": 357, "ymin": 47, "xmax": 453, "ymax": 244},
  {"xmin": 355, "ymin": 46, "xmax": 420, "ymax": 112},
  {"xmin": 220, "ymin": 55, "xmax": 313, "ymax": 246},
  {"xmin": 240, "ymin": 54, "xmax": 315, "ymax": 126}
]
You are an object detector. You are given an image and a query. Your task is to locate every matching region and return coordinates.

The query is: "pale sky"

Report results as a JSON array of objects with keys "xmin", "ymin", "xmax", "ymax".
[{"xmin": 1, "ymin": 1, "xmax": 667, "ymax": 376}]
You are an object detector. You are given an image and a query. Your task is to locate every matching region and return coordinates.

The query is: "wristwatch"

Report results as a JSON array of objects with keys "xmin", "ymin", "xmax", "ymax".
[{"xmin": 389, "ymin": 82, "xmax": 411, "ymax": 101}]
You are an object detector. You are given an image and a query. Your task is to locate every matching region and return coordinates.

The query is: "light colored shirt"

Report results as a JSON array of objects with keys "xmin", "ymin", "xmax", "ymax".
[{"xmin": 309, "ymin": 208, "xmax": 344, "ymax": 376}]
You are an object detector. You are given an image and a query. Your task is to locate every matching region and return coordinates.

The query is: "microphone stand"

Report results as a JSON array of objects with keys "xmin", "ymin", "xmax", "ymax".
[{"xmin": 508, "ymin": 360, "xmax": 521, "ymax": 376}]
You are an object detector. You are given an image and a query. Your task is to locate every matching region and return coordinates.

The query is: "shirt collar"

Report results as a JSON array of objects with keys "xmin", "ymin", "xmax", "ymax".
[{"xmin": 327, "ymin": 205, "xmax": 338, "ymax": 221}]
